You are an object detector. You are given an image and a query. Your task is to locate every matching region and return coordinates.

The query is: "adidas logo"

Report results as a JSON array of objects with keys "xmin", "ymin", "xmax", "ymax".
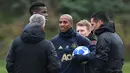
[
  {"xmin": 58, "ymin": 46, "xmax": 63, "ymax": 50},
  {"xmin": 66, "ymin": 45, "xmax": 69, "ymax": 49}
]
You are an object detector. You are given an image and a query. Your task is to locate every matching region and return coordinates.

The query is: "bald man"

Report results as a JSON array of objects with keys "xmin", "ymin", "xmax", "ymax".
[
  {"xmin": 51, "ymin": 14, "xmax": 96, "ymax": 73},
  {"xmin": 59, "ymin": 14, "xmax": 73, "ymax": 32}
]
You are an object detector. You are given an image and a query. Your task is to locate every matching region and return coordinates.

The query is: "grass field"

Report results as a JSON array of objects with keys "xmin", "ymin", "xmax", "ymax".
[
  {"xmin": 0, "ymin": 60, "xmax": 7, "ymax": 73},
  {"xmin": 0, "ymin": 60, "xmax": 130, "ymax": 73}
]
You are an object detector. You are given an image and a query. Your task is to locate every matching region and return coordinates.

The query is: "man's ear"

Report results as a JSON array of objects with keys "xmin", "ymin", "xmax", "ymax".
[
  {"xmin": 98, "ymin": 20, "xmax": 103, "ymax": 24},
  {"xmin": 88, "ymin": 29, "xmax": 91, "ymax": 36},
  {"xmin": 88, "ymin": 29, "xmax": 91, "ymax": 33},
  {"xmin": 42, "ymin": 24, "xmax": 45, "ymax": 28},
  {"xmin": 42, "ymin": 24, "xmax": 46, "ymax": 32}
]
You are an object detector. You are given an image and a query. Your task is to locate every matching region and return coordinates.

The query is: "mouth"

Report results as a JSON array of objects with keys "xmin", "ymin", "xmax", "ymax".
[
  {"xmin": 60, "ymin": 27, "xmax": 64, "ymax": 29},
  {"xmin": 60, "ymin": 27, "xmax": 64, "ymax": 30},
  {"xmin": 60, "ymin": 27, "xmax": 67, "ymax": 32}
]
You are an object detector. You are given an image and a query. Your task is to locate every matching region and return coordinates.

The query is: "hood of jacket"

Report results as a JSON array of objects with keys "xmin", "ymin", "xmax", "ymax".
[
  {"xmin": 21, "ymin": 25, "xmax": 45, "ymax": 44},
  {"xmin": 95, "ymin": 21, "xmax": 115, "ymax": 36}
]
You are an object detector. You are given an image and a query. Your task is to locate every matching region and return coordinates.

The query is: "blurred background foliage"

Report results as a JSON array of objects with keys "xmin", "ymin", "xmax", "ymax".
[{"xmin": 0, "ymin": 0, "xmax": 130, "ymax": 61}]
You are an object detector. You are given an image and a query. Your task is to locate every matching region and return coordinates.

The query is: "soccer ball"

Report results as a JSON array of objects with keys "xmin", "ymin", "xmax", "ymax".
[{"xmin": 72, "ymin": 46, "xmax": 90, "ymax": 57}]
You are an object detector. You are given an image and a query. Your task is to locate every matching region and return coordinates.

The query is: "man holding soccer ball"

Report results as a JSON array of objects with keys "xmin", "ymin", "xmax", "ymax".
[
  {"xmin": 90, "ymin": 12, "xmax": 124, "ymax": 73},
  {"xmin": 51, "ymin": 14, "xmax": 96, "ymax": 73}
]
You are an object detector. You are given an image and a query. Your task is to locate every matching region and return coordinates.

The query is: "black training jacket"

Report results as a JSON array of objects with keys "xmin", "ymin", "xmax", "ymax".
[
  {"xmin": 6, "ymin": 25, "xmax": 61, "ymax": 73},
  {"xmin": 94, "ymin": 22, "xmax": 124, "ymax": 73}
]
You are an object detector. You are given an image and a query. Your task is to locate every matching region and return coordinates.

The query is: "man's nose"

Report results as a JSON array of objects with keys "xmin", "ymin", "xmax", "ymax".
[
  {"xmin": 60, "ymin": 22, "xmax": 65, "ymax": 26},
  {"xmin": 45, "ymin": 13, "xmax": 48, "ymax": 16},
  {"xmin": 43, "ymin": 13, "xmax": 48, "ymax": 17}
]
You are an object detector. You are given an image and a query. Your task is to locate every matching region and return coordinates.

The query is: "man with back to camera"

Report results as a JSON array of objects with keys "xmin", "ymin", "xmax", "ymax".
[
  {"xmin": 51, "ymin": 14, "xmax": 96, "ymax": 73},
  {"xmin": 90, "ymin": 12, "xmax": 124, "ymax": 73},
  {"xmin": 76, "ymin": 19, "xmax": 97, "ymax": 45},
  {"xmin": 6, "ymin": 14, "xmax": 61, "ymax": 73}
]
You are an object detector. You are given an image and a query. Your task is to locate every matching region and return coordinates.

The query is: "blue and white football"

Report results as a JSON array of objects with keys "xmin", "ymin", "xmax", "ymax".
[{"xmin": 72, "ymin": 46, "xmax": 90, "ymax": 57}]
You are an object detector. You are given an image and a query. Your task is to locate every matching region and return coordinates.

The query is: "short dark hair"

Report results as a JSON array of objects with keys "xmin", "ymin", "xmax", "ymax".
[
  {"xmin": 29, "ymin": 1, "xmax": 46, "ymax": 15},
  {"xmin": 91, "ymin": 11, "xmax": 110, "ymax": 23}
]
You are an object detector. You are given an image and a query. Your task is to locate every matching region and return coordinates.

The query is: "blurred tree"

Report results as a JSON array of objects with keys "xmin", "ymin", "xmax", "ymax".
[
  {"xmin": 59, "ymin": 0, "xmax": 130, "ymax": 22},
  {"xmin": 123, "ymin": 0, "xmax": 130, "ymax": 3},
  {"xmin": 59, "ymin": 0, "xmax": 91, "ymax": 22},
  {"xmin": 0, "ymin": 0, "xmax": 29, "ymax": 24}
]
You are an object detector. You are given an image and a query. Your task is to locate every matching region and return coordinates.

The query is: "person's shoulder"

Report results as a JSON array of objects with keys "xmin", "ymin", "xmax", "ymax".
[
  {"xmin": 99, "ymin": 32, "xmax": 111, "ymax": 39},
  {"xmin": 98, "ymin": 32, "xmax": 113, "ymax": 43},
  {"xmin": 38, "ymin": 40, "xmax": 55, "ymax": 51},
  {"xmin": 11, "ymin": 36, "xmax": 22, "ymax": 47},
  {"xmin": 13, "ymin": 36, "xmax": 21, "ymax": 43},
  {"xmin": 40, "ymin": 39, "xmax": 53, "ymax": 46},
  {"xmin": 24, "ymin": 24, "xmax": 29, "ymax": 30},
  {"xmin": 41, "ymin": 39, "xmax": 50, "ymax": 43},
  {"xmin": 51, "ymin": 34, "xmax": 59, "ymax": 41}
]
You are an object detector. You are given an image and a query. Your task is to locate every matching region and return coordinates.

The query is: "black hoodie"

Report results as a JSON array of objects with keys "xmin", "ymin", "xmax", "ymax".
[
  {"xmin": 95, "ymin": 21, "xmax": 115, "ymax": 36},
  {"xmin": 94, "ymin": 22, "xmax": 124, "ymax": 73},
  {"xmin": 6, "ymin": 25, "xmax": 61, "ymax": 73},
  {"xmin": 21, "ymin": 25, "xmax": 45, "ymax": 44}
]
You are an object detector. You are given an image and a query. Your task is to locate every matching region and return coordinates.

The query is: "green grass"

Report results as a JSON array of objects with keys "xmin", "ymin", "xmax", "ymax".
[
  {"xmin": 123, "ymin": 62, "xmax": 130, "ymax": 73},
  {"xmin": 0, "ymin": 60, "xmax": 130, "ymax": 73},
  {"xmin": 0, "ymin": 60, "xmax": 6, "ymax": 73}
]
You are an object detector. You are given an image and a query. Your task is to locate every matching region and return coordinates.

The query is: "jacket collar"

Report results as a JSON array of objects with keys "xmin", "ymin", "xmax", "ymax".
[
  {"xmin": 95, "ymin": 21, "xmax": 115, "ymax": 36},
  {"xmin": 59, "ymin": 27, "xmax": 76, "ymax": 38}
]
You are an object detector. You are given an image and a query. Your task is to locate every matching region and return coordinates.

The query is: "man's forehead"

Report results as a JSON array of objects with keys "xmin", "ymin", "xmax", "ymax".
[
  {"xmin": 59, "ymin": 17, "xmax": 69, "ymax": 21},
  {"xmin": 77, "ymin": 26, "xmax": 87, "ymax": 29},
  {"xmin": 39, "ymin": 7, "xmax": 47, "ymax": 10},
  {"xmin": 60, "ymin": 15, "xmax": 72, "ymax": 20}
]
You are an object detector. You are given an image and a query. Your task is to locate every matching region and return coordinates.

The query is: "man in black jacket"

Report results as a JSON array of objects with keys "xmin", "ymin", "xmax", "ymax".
[
  {"xmin": 90, "ymin": 12, "xmax": 124, "ymax": 73},
  {"xmin": 6, "ymin": 14, "xmax": 61, "ymax": 73}
]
